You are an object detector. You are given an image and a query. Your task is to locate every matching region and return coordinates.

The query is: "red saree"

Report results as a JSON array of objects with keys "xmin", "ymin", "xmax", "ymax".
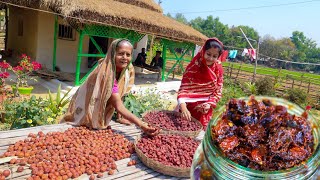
[{"xmin": 177, "ymin": 38, "xmax": 224, "ymax": 129}]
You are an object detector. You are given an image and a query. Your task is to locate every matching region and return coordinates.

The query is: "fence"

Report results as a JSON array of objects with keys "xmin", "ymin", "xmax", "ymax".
[{"xmin": 224, "ymin": 62, "xmax": 320, "ymax": 100}]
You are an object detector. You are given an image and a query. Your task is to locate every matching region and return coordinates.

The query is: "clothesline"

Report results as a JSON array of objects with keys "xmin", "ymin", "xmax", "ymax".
[
  {"xmin": 223, "ymin": 44, "xmax": 320, "ymax": 66},
  {"xmin": 258, "ymin": 54, "xmax": 320, "ymax": 66}
]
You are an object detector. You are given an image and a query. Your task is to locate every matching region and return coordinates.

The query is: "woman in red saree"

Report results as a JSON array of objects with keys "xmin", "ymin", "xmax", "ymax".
[{"xmin": 177, "ymin": 38, "xmax": 224, "ymax": 130}]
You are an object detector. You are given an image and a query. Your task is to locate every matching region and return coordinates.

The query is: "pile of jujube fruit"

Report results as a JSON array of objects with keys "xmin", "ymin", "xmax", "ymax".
[
  {"xmin": 136, "ymin": 135, "xmax": 200, "ymax": 168},
  {"xmin": 0, "ymin": 169, "xmax": 11, "ymax": 179},
  {"xmin": 143, "ymin": 111, "xmax": 201, "ymax": 131},
  {"xmin": 0, "ymin": 127, "xmax": 135, "ymax": 180}
]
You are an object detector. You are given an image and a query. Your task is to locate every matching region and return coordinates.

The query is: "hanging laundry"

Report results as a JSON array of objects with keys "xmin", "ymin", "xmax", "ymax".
[
  {"xmin": 228, "ymin": 50, "xmax": 238, "ymax": 59},
  {"xmin": 241, "ymin": 48, "xmax": 249, "ymax": 56},
  {"xmin": 248, "ymin": 49, "xmax": 256, "ymax": 59},
  {"xmin": 219, "ymin": 50, "xmax": 229, "ymax": 62}
]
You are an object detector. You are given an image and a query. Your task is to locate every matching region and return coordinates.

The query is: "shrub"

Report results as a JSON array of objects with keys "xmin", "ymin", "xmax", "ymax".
[
  {"xmin": 123, "ymin": 87, "xmax": 171, "ymax": 117},
  {"xmin": 216, "ymin": 77, "xmax": 246, "ymax": 110},
  {"xmin": 285, "ymin": 88, "xmax": 307, "ymax": 106},
  {"xmin": 314, "ymin": 96, "xmax": 320, "ymax": 110},
  {"xmin": 3, "ymin": 95, "xmax": 64, "ymax": 129},
  {"xmin": 47, "ymin": 84, "xmax": 71, "ymax": 119},
  {"xmin": 243, "ymin": 81, "xmax": 257, "ymax": 95},
  {"xmin": 255, "ymin": 77, "xmax": 275, "ymax": 96}
]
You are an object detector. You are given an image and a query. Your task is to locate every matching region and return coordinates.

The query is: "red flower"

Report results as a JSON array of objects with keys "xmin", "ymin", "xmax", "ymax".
[
  {"xmin": 32, "ymin": 61, "xmax": 42, "ymax": 70},
  {"xmin": 306, "ymin": 105, "xmax": 312, "ymax": 111},
  {"xmin": 20, "ymin": 54, "xmax": 27, "ymax": 59},
  {"xmin": 13, "ymin": 66, "xmax": 23, "ymax": 71},
  {"xmin": 0, "ymin": 72, "xmax": 9, "ymax": 78},
  {"xmin": 0, "ymin": 61, "xmax": 10, "ymax": 69}
]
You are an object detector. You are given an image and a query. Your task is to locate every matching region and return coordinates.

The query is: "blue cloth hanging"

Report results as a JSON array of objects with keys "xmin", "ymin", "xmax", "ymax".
[{"xmin": 229, "ymin": 50, "xmax": 238, "ymax": 59}]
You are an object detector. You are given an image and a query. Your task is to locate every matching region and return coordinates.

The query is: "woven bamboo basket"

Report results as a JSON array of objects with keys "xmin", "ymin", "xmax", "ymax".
[
  {"xmin": 141, "ymin": 110, "xmax": 203, "ymax": 138},
  {"xmin": 134, "ymin": 135, "xmax": 194, "ymax": 177}
]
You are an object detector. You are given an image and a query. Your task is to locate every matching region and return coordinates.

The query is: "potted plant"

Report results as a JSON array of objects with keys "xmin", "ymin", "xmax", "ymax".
[
  {"xmin": 0, "ymin": 60, "xmax": 10, "ymax": 102},
  {"xmin": 9, "ymin": 54, "xmax": 42, "ymax": 95}
]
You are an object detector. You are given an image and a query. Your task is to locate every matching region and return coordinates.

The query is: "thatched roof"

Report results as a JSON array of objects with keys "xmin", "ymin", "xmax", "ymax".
[
  {"xmin": 114, "ymin": 0, "xmax": 163, "ymax": 13},
  {"xmin": 2, "ymin": 0, "xmax": 207, "ymax": 44}
]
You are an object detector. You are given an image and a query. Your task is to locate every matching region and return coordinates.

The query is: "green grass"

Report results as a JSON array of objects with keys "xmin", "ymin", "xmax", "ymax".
[
  {"xmin": 166, "ymin": 52, "xmax": 192, "ymax": 62},
  {"xmin": 223, "ymin": 62, "xmax": 320, "ymax": 85}
]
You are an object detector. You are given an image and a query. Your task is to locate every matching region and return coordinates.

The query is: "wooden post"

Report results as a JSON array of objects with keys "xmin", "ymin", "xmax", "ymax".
[
  {"xmin": 236, "ymin": 61, "xmax": 243, "ymax": 79},
  {"xmin": 299, "ymin": 74, "xmax": 304, "ymax": 88},
  {"xmin": 292, "ymin": 79, "xmax": 295, "ymax": 88},
  {"xmin": 307, "ymin": 80, "xmax": 311, "ymax": 93},
  {"xmin": 230, "ymin": 64, "xmax": 234, "ymax": 78},
  {"xmin": 274, "ymin": 67, "xmax": 282, "ymax": 84},
  {"xmin": 226, "ymin": 63, "xmax": 231, "ymax": 77}
]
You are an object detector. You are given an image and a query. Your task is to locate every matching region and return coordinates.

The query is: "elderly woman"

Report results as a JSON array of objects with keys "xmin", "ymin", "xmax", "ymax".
[
  {"xmin": 61, "ymin": 39, "xmax": 159, "ymax": 136},
  {"xmin": 177, "ymin": 38, "xmax": 224, "ymax": 130}
]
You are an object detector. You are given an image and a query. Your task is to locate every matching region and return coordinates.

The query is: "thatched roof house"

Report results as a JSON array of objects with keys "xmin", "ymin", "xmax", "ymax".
[
  {"xmin": 1, "ymin": 0, "xmax": 207, "ymax": 84},
  {"xmin": 2, "ymin": 0, "xmax": 207, "ymax": 44}
]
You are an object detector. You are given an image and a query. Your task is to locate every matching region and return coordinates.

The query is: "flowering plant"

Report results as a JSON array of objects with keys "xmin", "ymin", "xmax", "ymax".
[
  {"xmin": 10, "ymin": 54, "xmax": 42, "ymax": 87},
  {"xmin": 0, "ymin": 60, "xmax": 10, "ymax": 87}
]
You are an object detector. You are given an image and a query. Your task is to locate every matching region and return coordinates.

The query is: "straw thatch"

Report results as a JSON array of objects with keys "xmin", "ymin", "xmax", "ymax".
[
  {"xmin": 2, "ymin": 0, "xmax": 207, "ymax": 44},
  {"xmin": 114, "ymin": 0, "xmax": 163, "ymax": 13}
]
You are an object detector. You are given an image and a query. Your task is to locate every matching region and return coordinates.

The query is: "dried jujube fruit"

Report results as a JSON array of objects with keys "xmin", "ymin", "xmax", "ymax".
[
  {"xmin": 136, "ymin": 135, "xmax": 199, "ymax": 168},
  {"xmin": 2, "ymin": 170, "xmax": 10, "ymax": 177},
  {"xmin": 143, "ymin": 111, "xmax": 201, "ymax": 131},
  {"xmin": 1, "ymin": 127, "xmax": 133, "ymax": 179}
]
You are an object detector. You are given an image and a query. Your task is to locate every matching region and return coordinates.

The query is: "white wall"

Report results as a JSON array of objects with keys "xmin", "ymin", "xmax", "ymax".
[
  {"xmin": 7, "ymin": 6, "xmax": 38, "ymax": 59},
  {"xmin": 36, "ymin": 12, "xmax": 90, "ymax": 73},
  {"xmin": 8, "ymin": 7, "xmax": 148, "ymax": 73},
  {"xmin": 133, "ymin": 35, "xmax": 148, "ymax": 62}
]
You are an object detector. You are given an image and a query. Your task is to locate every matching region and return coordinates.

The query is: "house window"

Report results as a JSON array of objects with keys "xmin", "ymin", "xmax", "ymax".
[
  {"xmin": 58, "ymin": 24, "xmax": 75, "ymax": 40},
  {"xmin": 18, "ymin": 19, "xmax": 23, "ymax": 36}
]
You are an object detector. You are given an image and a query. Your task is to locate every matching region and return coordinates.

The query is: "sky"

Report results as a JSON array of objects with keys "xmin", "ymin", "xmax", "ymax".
[{"xmin": 160, "ymin": 0, "xmax": 320, "ymax": 47}]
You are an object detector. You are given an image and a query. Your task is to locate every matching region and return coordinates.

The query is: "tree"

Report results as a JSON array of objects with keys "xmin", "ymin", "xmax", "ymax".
[
  {"xmin": 190, "ymin": 16, "xmax": 231, "ymax": 45},
  {"xmin": 290, "ymin": 31, "xmax": 318, "ymax": 63},
  {"xmin": 229, "ymin": 25, "xmax": 259, "ymax": 49},
  {"xmin": 174, "ymin": 13, "xmax": 189, "ymax": 25},
  {"xmin": 290, "ymin": 31, "xmax": 316, "ymax": 52},
  {"xmin": 165, "ymin": 13, "xmax": 173, "ymax": 18}
]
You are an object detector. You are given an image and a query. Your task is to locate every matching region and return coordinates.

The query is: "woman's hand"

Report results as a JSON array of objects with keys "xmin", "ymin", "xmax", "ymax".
[
  {"xmin": 181, "ymin": 109, "xmax": 192, "ymax": 121},
  {"xmin": 140, "ymin": 123, "xmax": 160, "ymax": 136},
  {"xmin": 195, "ymin": 103, "xmax": 211, "ymax": 114},
  {"xmin": 180, "ymin": 103, "xmax": 192, "ymax": 121}
]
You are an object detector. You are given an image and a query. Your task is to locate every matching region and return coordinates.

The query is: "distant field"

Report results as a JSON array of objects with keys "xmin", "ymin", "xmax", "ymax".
[{"xmin": 223, "ymin": 62, "xmax": 320, "ymax": 85}]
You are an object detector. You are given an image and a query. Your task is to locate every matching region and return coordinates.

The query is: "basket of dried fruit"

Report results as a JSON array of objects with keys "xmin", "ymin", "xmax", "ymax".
[
  {"xmin": 134, "ymin": 134, "xmax": 200, "ymax": 177},
  {"xmin": 142, "ymin": 110, "xmax": 203, "ymax": 138}
]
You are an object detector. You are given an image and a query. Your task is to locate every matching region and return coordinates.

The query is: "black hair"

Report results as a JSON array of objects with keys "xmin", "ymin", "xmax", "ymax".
[
  {"xmin": 204, "ymin": 40, "xmax": 222, "ymax": 54},
  {"xmin": 156, "ymin": 51, "xmax": 162, "ymax": 54}
]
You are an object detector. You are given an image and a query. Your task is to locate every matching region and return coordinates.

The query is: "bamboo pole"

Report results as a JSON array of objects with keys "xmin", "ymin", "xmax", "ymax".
[
  {"xmin": 75, "ymin": 30, "xmax": 84, "ymax": 86},
  {"xmin": 52, "ymin": 15, "xmax": 58, "ymax": 71}
]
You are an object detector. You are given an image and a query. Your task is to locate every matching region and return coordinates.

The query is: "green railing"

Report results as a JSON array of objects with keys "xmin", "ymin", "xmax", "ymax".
[
  {"xmin": 74, "ymin": 25, "xmax": 145, "ymax": 86},
  {"xmin": 161, "ymin": 39, "xmax": 195, "ymax": 81}
]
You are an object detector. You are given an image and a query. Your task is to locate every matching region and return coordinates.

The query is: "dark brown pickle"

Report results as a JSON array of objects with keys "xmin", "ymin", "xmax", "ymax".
[{"xmin": 211, "ymin": 97, "xmax": 314, "ymax": 171}]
